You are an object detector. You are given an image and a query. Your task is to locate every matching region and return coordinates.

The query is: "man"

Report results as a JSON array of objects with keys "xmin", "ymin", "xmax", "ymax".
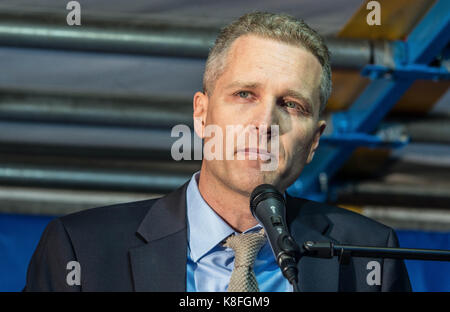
[{"xmin": 24, "ymin": 12, "xmax": 411, "ymax": 292}]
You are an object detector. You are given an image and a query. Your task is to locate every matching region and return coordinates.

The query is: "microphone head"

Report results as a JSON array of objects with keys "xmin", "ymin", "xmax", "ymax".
[{"xmin": 250, "ymin": 184, "xmax": 285, "ymax": 217}]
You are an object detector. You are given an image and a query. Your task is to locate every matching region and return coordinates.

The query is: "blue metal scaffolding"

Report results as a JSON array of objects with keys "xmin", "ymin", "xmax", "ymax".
[{"xmin": 287, "ymin": 0, "xmax": 450, "ymax": 202}]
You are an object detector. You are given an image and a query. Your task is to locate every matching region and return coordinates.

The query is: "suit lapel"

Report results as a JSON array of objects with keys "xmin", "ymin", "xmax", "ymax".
[
  {"xmin": 286, "ymin": 195, "xmax": 341, "ymax": 292},
  {"xmin": 129, "ymin": 182, "xmax": 189, "ymax": 292}
]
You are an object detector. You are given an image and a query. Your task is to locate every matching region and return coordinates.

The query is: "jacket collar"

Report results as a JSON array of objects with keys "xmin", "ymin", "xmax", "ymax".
[
  {"xmin": 136, "ymin": 182, "xmax": 188, "ymax": 243},
  {"xmin": 129, "ymin": 182, "xmax": 189, "ymax": 292}
]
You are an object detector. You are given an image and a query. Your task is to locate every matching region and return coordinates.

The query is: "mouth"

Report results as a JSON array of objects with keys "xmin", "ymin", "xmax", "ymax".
[{"xmin": 235, "ymin": 148, "xmax": 273, "ymax": 161}]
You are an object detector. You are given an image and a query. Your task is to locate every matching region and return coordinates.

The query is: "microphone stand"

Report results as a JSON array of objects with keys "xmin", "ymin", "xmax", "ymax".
[
  {"xmin": 303, "ymin": 241, "xmax": 450, "ymax": 264},
  {"xmin": 276, "ymin": 234, "xmax": 301, "ymax": 292}
]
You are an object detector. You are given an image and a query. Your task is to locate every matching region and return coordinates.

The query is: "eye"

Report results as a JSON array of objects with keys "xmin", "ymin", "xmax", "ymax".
[
  {"xmin": 285, "ymin": 101, "xmax": 298, "ymax": 109},
  {"xmin": 234, "ymin": 91, "xmax": 253, "ymax": 100},
  {"xmin": 237, "ymin": 91, "xmax": 251, "ymax": 98},
  {"xmin": 280, "ymin": 99, "xmax": 311, "ymax": 116}
]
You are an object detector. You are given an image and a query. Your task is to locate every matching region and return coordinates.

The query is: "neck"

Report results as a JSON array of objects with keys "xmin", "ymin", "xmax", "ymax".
[{"xmin": 197, "ymin": 166, "xmax": 258, "ymax": 233}]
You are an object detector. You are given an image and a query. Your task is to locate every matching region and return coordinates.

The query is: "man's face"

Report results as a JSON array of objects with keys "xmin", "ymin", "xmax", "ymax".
[{"xmin": 194, "ymin": 34, "xmax": 326, "ymax": 196}]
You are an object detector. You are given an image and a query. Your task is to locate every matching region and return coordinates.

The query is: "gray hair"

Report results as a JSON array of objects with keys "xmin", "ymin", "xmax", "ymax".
[{"xmin": 203, "ymin": 11, "xmax": 332, "ymax": 114}]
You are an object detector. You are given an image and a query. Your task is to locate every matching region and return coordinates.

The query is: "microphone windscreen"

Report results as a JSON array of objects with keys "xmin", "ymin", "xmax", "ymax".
[{"xmin": 250, "ymin": 184, "xmax": 285, "ymax": 215}]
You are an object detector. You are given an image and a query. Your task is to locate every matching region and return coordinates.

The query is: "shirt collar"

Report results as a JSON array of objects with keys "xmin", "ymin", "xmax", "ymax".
[{"xmin": 186, "ymin": 171, "xmax": 262, "ymax": 262}]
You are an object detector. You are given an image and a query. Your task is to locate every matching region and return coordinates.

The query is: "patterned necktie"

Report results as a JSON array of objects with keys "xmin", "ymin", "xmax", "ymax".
[{"xmin": 223, "ymin": 228, "xmax": 266, "ymax": 292}]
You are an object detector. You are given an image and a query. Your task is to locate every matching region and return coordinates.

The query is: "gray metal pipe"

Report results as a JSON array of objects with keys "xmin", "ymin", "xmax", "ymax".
[
  {"xmin": 0, "ymin": 185, "xmax": 163, "ymax": 216},
  {"xmin": 0, "ymin": 120, "xmax": 179, "ymax": 151},
  {"xmin": 0, "ymin": 119, "xmax": 204, "ymax": 160},
  {"xmin": 0, "ymin": 9, "xmax": 217, "ymax": 58},
  {"xmin": 403, "ymin": 118, "xmax": 450, "ymax": 144},
  {"xmin": 0, "ymin": 163, "xmax": 193, "ymax": 192},
  {"xmin": 335, "ymin": 181, "xmax": 450, "ymax": 209},
  {"xmin": 378, "ymin": 117, "xmax": 450, "ymax": 145},
  {"xmin": 0, "ymin": 88, "xmax": 193, "ymax": 128},
  {"xmin": 361, "ymin": 206, "xmax": 450, "ymax": 232},
  {"xmin": 0, "ymin": 8, "xmax": 393, "ymax": 68},
  {"xmin": 324, "ymin": 37, "xmax": 372, "ymax": 68}
]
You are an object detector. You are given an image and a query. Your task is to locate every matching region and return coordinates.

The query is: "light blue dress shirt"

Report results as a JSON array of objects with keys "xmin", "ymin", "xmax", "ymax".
[{"xmin": 186, "ymin": 171, "xmax": 293, "ymax": 292}]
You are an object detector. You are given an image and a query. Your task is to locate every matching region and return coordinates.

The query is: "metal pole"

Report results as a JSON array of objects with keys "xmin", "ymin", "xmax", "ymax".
[
  {"xmin": 0, "ymin": 163, "xmax": 193, "ymax": 192},
  {"xmin": 0, "ymin": 88, "xmax": 193, "ymax": 128},
  {"xmin": 0, "ymin": 8, "xmax": 395, "ymax": 68}
]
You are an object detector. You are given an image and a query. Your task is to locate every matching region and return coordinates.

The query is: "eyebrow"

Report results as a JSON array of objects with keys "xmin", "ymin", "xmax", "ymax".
[
  {"xmin": 224, "ymin": 81, "xmax": 314, "ymax": 113},
  {"xmin": 224, "ymin": 81, "xmax": 262, "ymax": 90}
]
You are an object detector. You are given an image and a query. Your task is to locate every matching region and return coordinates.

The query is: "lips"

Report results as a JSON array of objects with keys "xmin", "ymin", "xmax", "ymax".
[{"xmin": 236, "ymin": 148, "xmax": 273, "ymax": 161}]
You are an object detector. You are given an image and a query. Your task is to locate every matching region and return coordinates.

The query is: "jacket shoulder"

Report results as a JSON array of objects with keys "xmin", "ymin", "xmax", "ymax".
[
  {"xmin": 319, "ymin": 202, "xmax": 390, "ymax": 231},
  {"xmin": 58, "ymin": 198, "xmax": 161, "ymax": 256},
  {"xmin": 324, "ymin": 203, "xmax": 393, "ymax": 245},
  {"xmin": 60, "ymin": 197, "xmax": 159, "ymax": 230},
  {"xmin": 290, "ymin": 196, "xmax": 393, "ymax": 245}
]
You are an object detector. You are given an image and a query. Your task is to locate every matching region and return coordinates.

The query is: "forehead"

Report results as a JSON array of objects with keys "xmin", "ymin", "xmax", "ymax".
[{"xmin": 219, "ymin": 34, "xmax": 322, "ymax": 99}]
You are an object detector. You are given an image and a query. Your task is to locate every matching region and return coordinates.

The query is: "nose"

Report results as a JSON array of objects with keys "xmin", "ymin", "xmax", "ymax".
[{"xmin": 253, "ymin": 97, "xmax": 280, "ymax": 140}]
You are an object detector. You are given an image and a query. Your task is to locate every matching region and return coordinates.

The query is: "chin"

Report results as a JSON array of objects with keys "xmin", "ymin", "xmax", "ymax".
[{"xmin": 229, "ymin": 161, "xmax": 282, "ymax": 195}]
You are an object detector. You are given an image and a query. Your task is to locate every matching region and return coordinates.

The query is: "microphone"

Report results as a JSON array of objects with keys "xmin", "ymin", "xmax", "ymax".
[{"xmin": 250, "ymin": 184, "xmax": 301, "ymax": 289}]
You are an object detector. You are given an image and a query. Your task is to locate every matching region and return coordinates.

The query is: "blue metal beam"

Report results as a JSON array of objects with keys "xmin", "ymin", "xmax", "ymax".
[
  {"xmin": 361, "ymin": 64, "xmax": 450, "ymax": 81},
  {"xmin": 287, "ymin": 0, "xmax": 450, "ymax": 202},
  {"xmin": 405, "ymin": 0, "xmax": 450, "ymax": 65}
]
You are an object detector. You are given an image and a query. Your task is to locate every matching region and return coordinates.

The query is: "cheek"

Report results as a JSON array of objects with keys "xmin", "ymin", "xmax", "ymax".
[
  {"xmin": 207, "ymin": 100, "xmax": 234, "ymax": 125},
  {"xmin": 282, "ymin": 126, "xmax": 313, "ymax": 162},
  {"xmin": 285, "ymin": 138, "xmax": 307, "ymax": 161}
]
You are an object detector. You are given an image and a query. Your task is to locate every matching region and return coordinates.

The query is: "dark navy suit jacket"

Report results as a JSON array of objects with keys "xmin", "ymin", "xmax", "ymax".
[{"xmin": 24, "ymin": 181, "xmax": 411, "ymax": 291}]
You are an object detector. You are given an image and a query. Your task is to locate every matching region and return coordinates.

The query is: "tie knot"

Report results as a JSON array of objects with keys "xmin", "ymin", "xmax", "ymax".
[{"xmin": 223, "ymin": 228, "xmax": 266, "ymax": 268}]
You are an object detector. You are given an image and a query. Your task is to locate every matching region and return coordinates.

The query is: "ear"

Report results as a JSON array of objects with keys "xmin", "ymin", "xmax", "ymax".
[
  {"xmin": 306, "ymin": 120, "xmax": 326, "ymax": 164},
  {"xmin": 193, "ymin": 91, "xmax": 209, "ymax": 139}
]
